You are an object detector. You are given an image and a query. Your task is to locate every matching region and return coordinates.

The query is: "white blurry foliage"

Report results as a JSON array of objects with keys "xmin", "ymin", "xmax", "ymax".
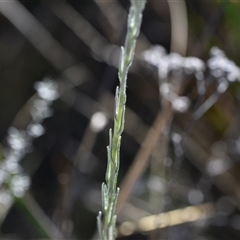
[
  {"xmin": 208, "ymin": 47, "xmax": 240, "ymax": 83},
  {"xmin": 7, "ymin": 127, "xmax": 29, "ymax": 151},
  {"xmin": 142, "ymin": 45, "xmax": 240, "ymax": 113},
  {"xmin": 34, "ymin": 78, "xmax": 59, "ymax": 101},
  {"xmin": 142, "ymin": 45, "xmax": 205, "ymax": 79},
  {"xmin": 142, "ymin": 45, "xmax": 204, "ymax": 113},
  {"xmin": 160, "ymin": 83, "xmax": 190, "ymax": 113},
  {"xmin": 0, "ymin": 78, "xmax": 59, "ymax": 202},
  {"xmin": 30, "ymin": 99, "xmax": 53, "ymax": 121},
  {"xmin": 90, "ymin": 111, "xmax": 108, "ymax": 133},
  {"xmin": 27, "ymin": 123, "xmax": 45, "ymax": 138}
]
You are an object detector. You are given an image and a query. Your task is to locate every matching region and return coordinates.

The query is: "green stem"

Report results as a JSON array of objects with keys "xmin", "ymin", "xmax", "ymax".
[{"xmin": 97, "ymin": 1, "xmax": 146, "ymax": 239}]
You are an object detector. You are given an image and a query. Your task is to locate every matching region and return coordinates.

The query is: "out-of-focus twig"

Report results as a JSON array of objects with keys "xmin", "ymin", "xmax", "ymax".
[
  {"xmin": 16, "ymin": 192, "xmax": 66, "ymax": 239},
  {"xmin": 94, "ymin": 0, "xmax": 151, "ymax": 49},
  {"xmin": 116, "ymin": 104, "xmax": 174, "ymax": 215},
  {"xmin": 43, "ymin": 0, "xmax": 121, "ymax": 68},
  {"xmin": 167, "ymin": 0, "xmax": 188, "ymax": 55},
  {"xmin": 183, "ymin": 132, "xmax": 240, "ymax": 211},
  {"xmin": 44, "ymin": 0, "xmax": 150, "ymax": 70},
  {"xmin": 150, "ymin": 0, "xmax": 188, "ymax": 56},
  {"xmin": 0, "ymin": 0, "xmax": 93, "ymax": 86},
  {"xmin": 94, "ymin": 0, "xmax": 125, "ymax": 42},
  {"xmin": 118, "ymin": 202, "xmax": 214, "ymax": 237}
]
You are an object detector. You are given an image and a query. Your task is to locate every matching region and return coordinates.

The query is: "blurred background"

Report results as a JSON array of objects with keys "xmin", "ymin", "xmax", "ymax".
[{"xmin": 1, "ymin": 0, "xmax": 240, "ymax": 239}]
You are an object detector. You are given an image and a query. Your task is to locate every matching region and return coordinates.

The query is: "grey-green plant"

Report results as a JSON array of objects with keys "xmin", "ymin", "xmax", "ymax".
[{"xmin": 97, "ymin": 1, "xmax": 146, "ymax": 240}]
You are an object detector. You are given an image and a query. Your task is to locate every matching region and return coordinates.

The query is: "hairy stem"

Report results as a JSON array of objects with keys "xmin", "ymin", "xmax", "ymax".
[{"xmin": 97, "ymin": 1, "xmax": 146, "ymax": 239}]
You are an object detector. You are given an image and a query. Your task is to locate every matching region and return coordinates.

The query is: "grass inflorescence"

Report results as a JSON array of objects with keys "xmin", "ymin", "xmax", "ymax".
[{"xmin": 97, "ymin": 1, "xmax": 147, "ymax": 240}]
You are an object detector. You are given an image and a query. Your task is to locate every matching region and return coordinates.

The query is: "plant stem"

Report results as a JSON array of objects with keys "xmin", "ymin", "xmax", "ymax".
[{"xmin": 97, "ymin": 1, "xmax": 146, "ymax": 239}]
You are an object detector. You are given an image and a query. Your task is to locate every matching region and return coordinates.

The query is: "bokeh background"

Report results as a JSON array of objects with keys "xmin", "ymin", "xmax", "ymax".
[{"xmin": 1, "ymin": 0, "xmax": 240, "ymax": 239}]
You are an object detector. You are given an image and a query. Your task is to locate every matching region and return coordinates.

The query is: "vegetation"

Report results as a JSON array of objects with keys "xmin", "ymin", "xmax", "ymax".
[
  {"xmin": 97, "ymin": 1, "xmax": 146, "ymax": 239},
  {"xmin": 0, "ymin": 1, "xmax": 240, "ymax": 240}
]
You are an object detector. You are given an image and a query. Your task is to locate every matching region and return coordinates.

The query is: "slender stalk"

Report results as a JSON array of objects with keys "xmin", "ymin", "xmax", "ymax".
[{"xmin": 97, "ymin": 1, "xmax": 146, "ymax": 239}]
